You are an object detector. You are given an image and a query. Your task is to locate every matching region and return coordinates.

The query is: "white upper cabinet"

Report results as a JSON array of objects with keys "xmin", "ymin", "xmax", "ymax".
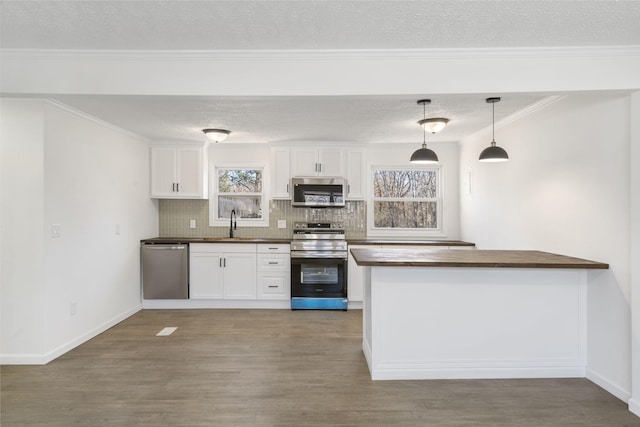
[
  {"xmin": 270, "ymin": 146, "xmax": 292, "ymax": 199},
  {"xmin": 345, "ymin": 148, "xmax": 366, "ymax": 200},
  {"xmin": 291, "ymin": 147, "xmax": 344, "ymax": 177},
  {"xmin": 150, "ymin": 146, "xmax": 207, "ymax": 199}
]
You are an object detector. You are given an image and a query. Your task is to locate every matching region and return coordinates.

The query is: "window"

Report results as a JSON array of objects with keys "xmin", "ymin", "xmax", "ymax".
[
  {"xmin": 210, "ymin": 167, "xmax": 268, "ymax": 227},
  {"xmin": 369, "ymin": 166, "xmax": 442, "ymax": 236}
]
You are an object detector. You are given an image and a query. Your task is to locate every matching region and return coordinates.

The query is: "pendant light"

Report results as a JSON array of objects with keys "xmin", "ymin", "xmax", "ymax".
[
  {"xmin": 479, "ymin": 97, "xmax": 509, "ymax": 162},
  {"xmin": 202, "ymin": 128, "xmax": 231, "ymax": 143},
  {"xmin": 410, "ymin": 99, "xmax": 442, "ymax": 164}
]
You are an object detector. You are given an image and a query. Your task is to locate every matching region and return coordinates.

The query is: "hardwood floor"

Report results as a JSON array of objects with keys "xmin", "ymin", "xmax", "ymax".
[{"xmin": 2, "ymin": 309, "xmax": 638, "ymax": 426}]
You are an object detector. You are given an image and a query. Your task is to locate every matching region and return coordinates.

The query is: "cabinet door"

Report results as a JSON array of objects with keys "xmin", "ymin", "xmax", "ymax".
[
  {"xmin": 150, "ymin": 147, "xmax": 177, "ymax": 197},
  {"xmin": 318, "ymin": 148, "xmax": 344, "ymax": 177},
  {"xmin": 271, "ymin": 147, "xmax": 291, "ymax": 199},
  {"xmin": 223, "ymin": 253, "xmax": 257, "ymax": 299},
  {"xmin": 345, "ymin": 149, "xmax": 365, "ymax": 200},
  {"xmin": 189, "ymin": 252, "xmax": 224, "ymax": 299},
  {"xmin": 176, "ymin": 148, "xmax": 204, "ymax": 198},
  {"xmin": 291, "ymin": 148, "xmax": 319, "ymax": 176}
]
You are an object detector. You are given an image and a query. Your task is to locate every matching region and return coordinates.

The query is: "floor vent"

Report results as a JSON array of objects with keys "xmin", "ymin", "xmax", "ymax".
[{"xmin": 156, "ymin": 327, "xmax": 178, "ymax": 336}]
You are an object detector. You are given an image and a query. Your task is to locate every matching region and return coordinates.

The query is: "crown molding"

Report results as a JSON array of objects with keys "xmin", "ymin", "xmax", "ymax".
[
  {"xmin": 465, "ymin": 95, "xmax": 566, "ymax": 141},
  {"xmin": 2, "ymin": 46, "xmax": 640, "ymax": 62},
  {"xmin": 496, "ymin": 95, "xmax": 566, "ymax": 128},
  {"xmin": 44, "ymin": 99, "xmax": 147, "ymax": 140}
]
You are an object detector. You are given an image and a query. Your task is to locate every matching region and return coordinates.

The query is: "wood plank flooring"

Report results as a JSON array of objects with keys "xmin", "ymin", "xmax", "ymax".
[{"xmin": 2, "ymin": 309, "xmax": 639, "ymax": 426}]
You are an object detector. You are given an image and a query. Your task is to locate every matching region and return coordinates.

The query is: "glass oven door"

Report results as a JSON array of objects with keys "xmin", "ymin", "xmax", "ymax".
[{"xmin": 291, "ymin": 257, "xmax": 347, "ymax": 298}]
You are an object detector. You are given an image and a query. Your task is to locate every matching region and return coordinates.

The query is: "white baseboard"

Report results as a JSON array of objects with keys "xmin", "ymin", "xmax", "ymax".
[
  {"xmin": 142, "ymin": 299, "xmax": 362, "ymax": 310},
  {"xmin": 142, "ymin": 299, "xmax": 291, "ymax": 309},
  {"xmin": 362, "ymin": 337, "xmax": 373, "ymax": 372},
  {"xmin": 370, "ymin": 364, "xmax": 586, "ymax": 381},
  {"xmin": 586, "ymin": 368, "xmax": 632, "ymax": 403},
  {"xmin": 629, "ymin": 397, "xmax": 640, "ymax": 417},
  {"xmin": 0, "ymin": 304, "xmax": 141, "ymax": 365},
  {"xmin": 0, "ymin": 353, "xmax": 47, "ymax": 365},
  {"xmin": 348, "ymin": 301, "xmax": 363, "ymax": 310}
]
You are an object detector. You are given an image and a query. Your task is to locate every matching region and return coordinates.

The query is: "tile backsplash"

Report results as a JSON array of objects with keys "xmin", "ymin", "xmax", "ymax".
[{"xmin": 159, "ymin": 199, "xmax": 366, "ymax": 239}]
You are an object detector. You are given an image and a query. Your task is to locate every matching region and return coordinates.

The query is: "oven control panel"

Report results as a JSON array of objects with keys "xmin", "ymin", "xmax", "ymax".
[{"xmin": 293, "ymin": 222, "xmax": 344, "ymax": 230}]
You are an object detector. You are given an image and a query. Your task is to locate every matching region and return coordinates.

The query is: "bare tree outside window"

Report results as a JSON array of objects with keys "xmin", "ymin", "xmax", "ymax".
[
  {"xmin": 373, "ymin": 169, "xmax": 439, "ymax": 229},
  {"xmin": 217, "ymin": 169, "xmax": 263, "ymax": 219}
]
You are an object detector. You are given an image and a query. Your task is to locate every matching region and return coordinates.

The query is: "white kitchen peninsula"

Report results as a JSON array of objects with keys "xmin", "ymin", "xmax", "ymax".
[{"xmin": 349, "ymin": 248, "xmax": 609, "ymax": 381}]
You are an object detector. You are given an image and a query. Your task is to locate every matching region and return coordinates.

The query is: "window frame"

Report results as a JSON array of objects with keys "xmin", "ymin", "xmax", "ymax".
[
  {"xmin": 209, "ymin": 163, "xmax": 270, "ymax": 227},
  {"xmin": 367, "ymin": 164, "xmax": 444, "ymax": 238}
]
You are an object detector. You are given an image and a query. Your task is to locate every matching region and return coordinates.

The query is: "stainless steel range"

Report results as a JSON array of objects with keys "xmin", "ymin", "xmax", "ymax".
[{"xmin": 290, "ymin": 222, "xmax": 348, "ymax": 310}]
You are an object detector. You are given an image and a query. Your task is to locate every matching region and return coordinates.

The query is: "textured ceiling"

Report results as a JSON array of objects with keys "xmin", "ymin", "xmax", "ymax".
[
  {"xmin": 1, "ymin": 1, "xmax": 638, "ymax": 144},
  {"xmin": 49, "ymin": 94, "xmax": 548, "ymax": 144},
  {"xmin": 2, "ymin": 1, "xmax": 640, "ymax": 50}
]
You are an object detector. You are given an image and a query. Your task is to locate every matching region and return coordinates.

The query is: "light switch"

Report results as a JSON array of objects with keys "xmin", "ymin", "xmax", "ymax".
[
  {"xmin": 277, "ymin": 220, "xmax": 286, "ymax": 229},
  {"xmin": 189, "ymin": 219, "xmax": 197, "ymax": 229},
  {"xmin": 51, "ymin": 224, "xmax": 61, "ymax": 238}
]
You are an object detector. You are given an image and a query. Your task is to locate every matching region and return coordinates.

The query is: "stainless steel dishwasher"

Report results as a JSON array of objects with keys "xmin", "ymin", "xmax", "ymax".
[{"xmin": 141, "ymin": 243, "xmax": 189, "ymax": 299}]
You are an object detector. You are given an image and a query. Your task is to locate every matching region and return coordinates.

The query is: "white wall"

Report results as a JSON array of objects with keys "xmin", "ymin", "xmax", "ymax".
[
  {"xmin": 630, "ymin": 91, "xmax": 640, "ymax": 416},
  {"xmin": 459, "ymin": 94, "xmax": 632, "ymax": 402},
  {"xmin": 0, "ymin": 99, "xmax": 159, "ymax": 363},
  {"xmin": 1, "ymin": 99, "xmax": 46, "ymax": 361}
]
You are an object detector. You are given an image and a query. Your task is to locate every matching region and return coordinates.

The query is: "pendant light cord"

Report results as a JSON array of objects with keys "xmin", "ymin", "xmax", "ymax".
[
  {"xmin": 422, "ymin": 101, "xmax": 427, "ymax": 148},
  {"xmin": 491, "ymin": 101, "xmax": 496, "ymax": 147}
]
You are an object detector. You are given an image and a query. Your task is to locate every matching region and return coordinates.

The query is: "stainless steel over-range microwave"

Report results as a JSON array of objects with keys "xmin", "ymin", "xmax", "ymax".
[{"xmin": 291, "ymin": 177, "xmax": 345, "ymax": 208}]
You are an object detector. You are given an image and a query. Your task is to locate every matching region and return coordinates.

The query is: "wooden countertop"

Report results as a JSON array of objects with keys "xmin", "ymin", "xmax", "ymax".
[
  {"xmin": 347, "ymin": 239, "xmax": 475, "ymax": 247},
  {"xmin": 142, "ymin": 238, "xmax": 475, "ymax": 246},
  {"xmin": 350, "ymin": 248, "xmax": 609, "ymax": 269},
  {"xmin": 141, "ymin": 237, "xmax": 291, "ymax": 244}
]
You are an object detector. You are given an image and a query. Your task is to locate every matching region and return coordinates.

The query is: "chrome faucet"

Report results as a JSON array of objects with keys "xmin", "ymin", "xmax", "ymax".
[{"xmin": 229, "ymin": 209, "xmax": 237, "ymax": 238}]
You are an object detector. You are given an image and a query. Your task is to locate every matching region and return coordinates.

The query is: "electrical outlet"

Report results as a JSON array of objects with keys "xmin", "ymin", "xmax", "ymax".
[
  {"xmin": 70, "ymin": 302, "xmax": 77, "ymax": 316},
  {"xmin": 189, "ymin": 219, "xmax": 196, "ymax": 229},
  {"xmin": 51, "ymin": 224, "xmax": 61, "ymax": 238},
  {"xmin": 277, "ymin": 220, "xmax": 286, "ymax": 229},
  {"xmin": 115, "ymin": 223, "xmax": 121, "ymax": 235}
]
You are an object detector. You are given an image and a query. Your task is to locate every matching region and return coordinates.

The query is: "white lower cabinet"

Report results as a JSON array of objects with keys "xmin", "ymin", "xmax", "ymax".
[
  {"xmin": 189, "ymin": 243, "xmax": 290, "ymax": 302},
  {"xmin": 189, "ymin": 243, "xmax": 257, "ymax": 300},
  {"xmin": 257, "ymin": 244, "xmax": 290, "ymax": 300}
]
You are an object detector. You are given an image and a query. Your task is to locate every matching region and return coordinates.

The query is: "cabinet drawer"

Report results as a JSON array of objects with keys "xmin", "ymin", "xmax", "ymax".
[
  {"xmin": 257, "ymin": 243, "xmax": 290, "ymax": 254},
  {"xmin": 258, "ymin": 276, "xmax": 290, "ymax": 300},
  {"xmin": 261, "ymin": 277, "xmax": 286, "ymax": 294},
  {"xmin": 257, "ymin": 254, "xmax": 290, "ymax": 271}
]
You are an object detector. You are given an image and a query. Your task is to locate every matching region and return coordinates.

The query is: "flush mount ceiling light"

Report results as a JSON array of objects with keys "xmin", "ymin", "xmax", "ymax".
[
  {"xmin": 410, "ymin": 99, "xmax": 440, "ymax": 164},
  {"xmin": 479, "ymin": 98, "xmax": 509, "ymax": 162},
  {"xmin": 418, "ymin": 118, "xmax": 449, "ymax": 134},
  {"xmin": 202, "ymin": 128, "xmax": 230, "ymax": 143}
]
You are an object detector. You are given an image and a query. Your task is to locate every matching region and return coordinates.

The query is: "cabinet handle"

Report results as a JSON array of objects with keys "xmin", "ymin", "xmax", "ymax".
[
  {"xmin": 219, "ymin": 258, "xmax": 222, "ymax": 267},
  {"xmin": 172, "ymin": 183, "xmax": 175, "ymax": 192},
  {"xmin": 223, "ymin": 258, "xmax": 226, "ymax": 267},
  {"xmin": 314, "ymin": 163, "xmax": 318, "ymax": 172},
  {"xmin": 176, "ymin": 183, "xmax": 179, "ymax": 192},
  {"xmin": 268, "ymin": 247, "xmax": 278, "ymax": 250},
  {"xmin": 286, "ymin": 183, "xmax": 289, "ymax": 193},
  {"xmin": 268, "ymin": 261, "xmax": 278, "ymax": 265},
  {"xmin": 268, "ymin": 285, "xmax": 278, "ymax": 288},
  {"xmin": 348, "ymin": 184, "xmax": 351, "ymax": 193},
  {"xmin": 319, "ymin": 163, "xmax": 322, "ymax": 173}
]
